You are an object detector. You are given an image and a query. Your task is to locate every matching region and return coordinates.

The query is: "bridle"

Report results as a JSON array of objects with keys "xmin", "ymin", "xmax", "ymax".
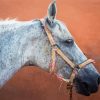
[{"xmin": 40, "ymin": 19, "xmax": 94, "ymax": 100}]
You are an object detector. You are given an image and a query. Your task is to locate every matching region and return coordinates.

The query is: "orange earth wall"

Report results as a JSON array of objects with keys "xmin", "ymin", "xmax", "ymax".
[{"xmin": 0, "ymin": 0, "xmax": 100, "ymax": 100}]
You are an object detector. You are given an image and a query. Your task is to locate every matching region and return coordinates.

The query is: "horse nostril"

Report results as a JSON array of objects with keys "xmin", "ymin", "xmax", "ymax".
[
  {"xmin": 97, "ymin": 76, "xmax": 100, "ymax": 85},
  {"xmin": 82, "ymin": 82, "xmax": 90, "ymax": 91}
]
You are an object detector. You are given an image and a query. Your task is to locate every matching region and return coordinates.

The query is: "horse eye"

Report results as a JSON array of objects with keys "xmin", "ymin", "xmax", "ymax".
[{"xmin": 64, "ymin": 39, "xmax": 74, "ymax": 46}]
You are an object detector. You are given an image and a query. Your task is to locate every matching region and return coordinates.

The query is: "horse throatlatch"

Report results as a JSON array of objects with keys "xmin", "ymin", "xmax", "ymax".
[{"xmin": 40, "ymin": 19, "xmax": 94, "ymax": 100}]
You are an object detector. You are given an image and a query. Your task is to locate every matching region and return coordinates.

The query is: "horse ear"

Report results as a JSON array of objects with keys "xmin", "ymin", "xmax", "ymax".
[{"xmin": 47, "ymin": 0, "xmax": 57, "ymax": 22}]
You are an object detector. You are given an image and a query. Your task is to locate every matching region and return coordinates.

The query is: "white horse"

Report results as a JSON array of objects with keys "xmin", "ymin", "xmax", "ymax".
[{"xmin": 0, "ymin": 0, "xmax": 100, "ymax": 96}]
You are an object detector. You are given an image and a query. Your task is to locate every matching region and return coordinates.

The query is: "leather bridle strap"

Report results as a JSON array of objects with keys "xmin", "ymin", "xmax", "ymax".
[
  {"xmin": 44, "ymin": 23, "xmax": 94, "ymax": 83},
  {"xmin": 40, "ymin": 19, "xmax": 94, "ymax": 100}
]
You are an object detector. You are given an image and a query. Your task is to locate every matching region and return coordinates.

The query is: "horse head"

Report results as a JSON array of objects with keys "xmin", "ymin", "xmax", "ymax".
[{"xmin": 37, "ymin": 0, "xmax": 100, "ymax": 96}]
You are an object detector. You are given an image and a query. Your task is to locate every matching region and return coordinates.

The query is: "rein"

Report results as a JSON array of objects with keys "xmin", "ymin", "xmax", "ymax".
[{"xmin": 40, "ymin": 19, "xmax": 94, "ymax": 100}]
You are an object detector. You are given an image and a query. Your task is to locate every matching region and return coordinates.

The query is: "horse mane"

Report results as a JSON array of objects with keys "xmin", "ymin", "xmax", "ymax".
[{"xmin": 0, "ymin": 18, "xmax": 18, "ymax": 24}]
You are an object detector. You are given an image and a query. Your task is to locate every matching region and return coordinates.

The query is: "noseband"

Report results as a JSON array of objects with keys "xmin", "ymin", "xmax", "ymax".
[{"xmin": 40, "ymin": 19, "xmax": 94, "ymax": 100}]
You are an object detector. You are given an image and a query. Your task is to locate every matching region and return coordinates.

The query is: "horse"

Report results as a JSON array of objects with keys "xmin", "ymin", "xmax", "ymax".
[{"xmin": 0, "ymin": 0, "xmax": 100, "ymax": 96}]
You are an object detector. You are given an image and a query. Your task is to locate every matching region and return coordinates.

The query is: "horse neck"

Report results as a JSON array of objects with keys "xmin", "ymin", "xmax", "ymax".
[{"xmin": 0, "ymin": 19, "xmax": 44, "ymax": 87}]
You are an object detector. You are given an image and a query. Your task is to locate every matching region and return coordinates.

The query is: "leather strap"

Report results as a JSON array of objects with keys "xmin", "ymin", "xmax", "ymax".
[
  {"xmin": 40, "ymin": 19, "xmax": 94, "ymax": 100},
  {"xmin": 40, "ymin": 20, "xmax": 94, "ymax": 85},
  {"xmin": 43, "ymin": 22, "xmax": 94, "ymax": 83}
]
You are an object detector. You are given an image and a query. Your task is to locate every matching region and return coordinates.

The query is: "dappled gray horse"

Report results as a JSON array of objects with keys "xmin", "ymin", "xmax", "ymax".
[{"xmin": 0, "ymin": 0, "xmax": 100, "ymax": 96}]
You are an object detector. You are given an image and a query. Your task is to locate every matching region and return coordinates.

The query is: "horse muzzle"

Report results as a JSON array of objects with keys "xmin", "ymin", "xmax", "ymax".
[{"xmin": 74, "ymin": 69, "xmax": 100, "ymax": 96}]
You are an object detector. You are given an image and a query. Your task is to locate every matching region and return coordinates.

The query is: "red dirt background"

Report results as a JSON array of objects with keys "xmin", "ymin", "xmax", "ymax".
[{"xmin": 0, "ymin": 0, "xmax": 100, "ymax": 100}]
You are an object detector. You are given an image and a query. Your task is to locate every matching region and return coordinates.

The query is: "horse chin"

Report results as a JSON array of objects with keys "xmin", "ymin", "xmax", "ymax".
[
  {"xmin": 75, "ymin": 86, "xmax": 91, "ymax": 96},
  {"xmin": 74, "ymin": 81, "xmax": 91, "ymax": 96}
]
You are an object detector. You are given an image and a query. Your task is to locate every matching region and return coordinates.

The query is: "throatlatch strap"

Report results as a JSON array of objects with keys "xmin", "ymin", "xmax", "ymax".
[{"xmin": 50, "ymin": 48, "xmax": 56, "ymax": 73}]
